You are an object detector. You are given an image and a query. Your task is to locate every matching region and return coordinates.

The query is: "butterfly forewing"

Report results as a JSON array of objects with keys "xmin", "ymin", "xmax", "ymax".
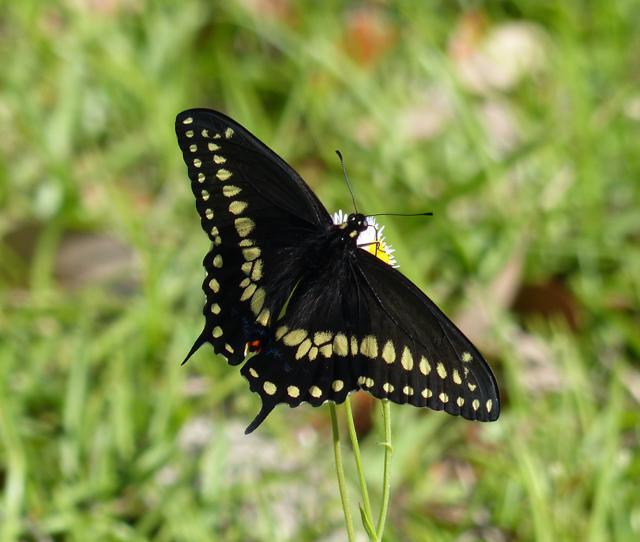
[
  {"xmin": 240, "ymin": 247, "xmax": 498, "ymax": 432},
  {"xmin": 176, "ymin": 110, "xmax": 328, "ymax": 365},
  {"xmin": 354, "ymin": 250, "xmax": 500, "ymax": 421}
]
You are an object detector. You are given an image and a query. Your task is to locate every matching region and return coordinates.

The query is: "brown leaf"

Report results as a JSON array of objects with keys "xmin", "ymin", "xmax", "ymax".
[
  {"xmin": 343, "ymin": 7, "xmax": 396, "ymax": 67},
  {"xmin": 511, "ymin": 277, "xmax": 581, "ymax": 330}
]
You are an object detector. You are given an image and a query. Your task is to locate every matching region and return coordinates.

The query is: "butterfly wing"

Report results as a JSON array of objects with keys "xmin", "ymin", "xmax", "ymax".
[
  {"xmin": 353, "ymin": 249, "xmax": 500, "ymax": 421},
  {"xmin": 240, "ymin": 247, "xmax": 499, "ymax": 433},
  {"xmin": 241, "ymin": 246, "xmax": 500, "ymax": 432},
  {"xmin": 176, "ymin": 109, "xmax": 332, "ymax": 365},
  {"xmin": 240, "ymin": 253, "xmax": 371, "ymax": 433}
]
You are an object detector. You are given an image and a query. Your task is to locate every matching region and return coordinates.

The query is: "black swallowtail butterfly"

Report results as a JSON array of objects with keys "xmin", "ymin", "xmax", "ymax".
[{"xmin": 176, "ymin": 109, "xmax": 500, "ymax": 434}]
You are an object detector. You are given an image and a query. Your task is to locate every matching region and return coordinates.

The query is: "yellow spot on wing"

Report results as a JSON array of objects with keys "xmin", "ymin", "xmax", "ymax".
[
  {"xmin": 249, "ymin": 368, "xmax": 258, "ymax": 378},
  {"xmin": 456, "ymin": 397, "xmax": 465, "ymax": 407},
  {"xmin": 486, "ymin": 399, "xmax": 493, "ymax": 412},
  {"xmin": 209, "ymin": 278, "xmax": 220, "ymax": 292},
  {"xmin": 382, "ymin": 341, "xmax": 396, "ymax": 364},
  {"xmin": 263, "ymin": 381, "xmax": 277, "ymax": 395},
  {"xmin": 208, "ymin": 142, "xmax": 220, "ymax": 151},
  {"xmin": 383, "ymin": 382, "xmax": 394, "ymax": 393},
  {"xmin": 452, "ymin": 369, "xmax": 462, "ymax": 385},
  {"xmin": 182, "ymin": 117, "xmax": 193, "ymax": 124},
  {"xmin": 256, "ymin": 309, "xmax": 270, "ymax": 326},
  {"xmin": 296, "ymin": 339, "xmax": 312, "ymax": 359},
  {"xmin": 251, "ymin": 259, "xmax": 263, "ymax": 281},
  {"xmin": 401, "ymin": 346, "xmax": 414, "ymax": 371},
  {"xmin": 332, "ymin": 380, "xmax": 344, "ymax": 392},
  {"xmin": 213, "ymin": 154, "xmax": 226, "ymax": 164},
  {"xmin": 472, "ymin": 399, "xmax": 480, "ymax": 411},
  {"xmin": 242, "ymin": 247, "xmax": 261, "ymax": 261},
  {"xmin": 212, "ymin": 326, "xmax": 223, "ymax": 338},
  {"xmin": 439, "ymin": 392, "xmax": 449, "ymax": 403},
  {"xmin": 193, "ymin": 158, "xmax": 202, "ymax": 168},
  {"xmin": 436, "ymin": 362, "xmax": 447, "ymax": 379},
  {"xmin": 211, "ymin": 303, "xmax": 221, "ymax": 315},
  {"xmin": 240, "ymin": 283, "xmax": 257, "ymax": 301},
  {"xmin": 213, "ymin": 254, "xmax": 223, "ymax": 268},
  {"xmin": 275, "ymin": 326, "xmax": 288, "ymax": 340},
  {"xmin": 333, "ymin": 333, "xmax": 348, "ymax": 356},
  {"xmin": 462, "ymin": 351, "xmax": 473, "ymax": 362},
  {"xmin": 319, "ymin": 344, "xmax": 333, "ymax": 357},
  {"xmin": 229, "ymin": 201, "xmax": 248, "ymax": 215},
  {"xmin": 313, "ymin": 331, "xmax": 333, "ymax": 345},
  {"xmin": 364, "ymin": 378, "xmax": 374, "ymax": 388},
  {"xmin": 235, "ymin": 217, "xmax": 255, "ymax": 237},
  {"xmin": 287, "ymin": 386, "xmax": 300, "ymax": 398},
  {"xmin": 360, "ymin": 336, "xmax": 378, "ymax": 359},
  {"xmin": 283, "ymin": 329, "xmax": 307, "ymax": 346},
  {"xmin": 250, "ymin": 288, "xmax": 265, "ymax": 315},
  {"xmin": 308, "ymin": 346, "xmax": 319, "ymax": 361},
  {"xmin": 350, "ymin": 336, "xmax": 359, "ymax": 355},
  {"xmin": 225, "ymin": 127, "xmax": 234, "ymax": 139},
  {"xmin": 216, "ymin": 169, "xmax": 232, "ymax": 181},
  {"xmin": 222, "ymin": 185, "xmax": 241, "ymax": 197},
  {"xmin": 421, "ymin": 388, "xmax": 433, "ymax": 398},
  {"xmin": 310, "ymin": 386, "xmax": 322, "ymax": 398},
  {"xmin": 403, "ymin": 386, "xmax": 414, "ymax": 395},
  {"xmin": 419, "ymin": 356, "xmax": 431, "ymax": 375}
]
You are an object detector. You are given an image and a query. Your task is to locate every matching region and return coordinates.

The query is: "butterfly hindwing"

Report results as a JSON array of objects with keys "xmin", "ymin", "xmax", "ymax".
[
  {"xmin": 176, "ymin": 110, "xmax": 329, "ymax": 365},
  {"xmin": 240, "ymin": 255, "xmax": 371, "ymax": 432}
]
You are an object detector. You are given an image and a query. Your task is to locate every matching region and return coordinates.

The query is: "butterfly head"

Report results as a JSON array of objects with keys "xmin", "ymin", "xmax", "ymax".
[{"xmin": 346, "ymin": 213, "xmax": 368, "ymax": 237}]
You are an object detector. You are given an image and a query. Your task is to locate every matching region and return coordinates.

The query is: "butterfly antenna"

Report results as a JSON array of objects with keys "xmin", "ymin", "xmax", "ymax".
[
  {"xmin": 335, "ymin": 150, "xmax": 358, "ymax": 214},
  {"xmin": 369, "ymin": 211, "xmax": 434, "ymax": 217}
]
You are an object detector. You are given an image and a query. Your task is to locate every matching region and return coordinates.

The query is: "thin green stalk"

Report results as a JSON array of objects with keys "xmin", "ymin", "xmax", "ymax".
[
  {"xmin": 329, "ymin": 403, "xmax": 356, "ymax": 542},
  {"xmin": 375, "ymin": 400, "xmax": 393, "ymax": 541},
  {"xmin": 345, "ymin": 396, "xmax": 377, "ymax": 540},
  {"xmin": 345, "ymin": 397, "xmax": 374, "ymax": 520}
]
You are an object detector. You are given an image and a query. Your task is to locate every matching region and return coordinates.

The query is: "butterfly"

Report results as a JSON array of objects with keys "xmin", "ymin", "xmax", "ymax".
[{"xmin": 175, "ymin": 109, "xmax": 500, "ymax": 434}]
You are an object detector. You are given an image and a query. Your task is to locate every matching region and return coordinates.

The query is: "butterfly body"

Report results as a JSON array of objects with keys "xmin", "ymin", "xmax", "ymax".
[{"xmin": 175, "ymin": 109, "xmax": 500, "ymax": 434}]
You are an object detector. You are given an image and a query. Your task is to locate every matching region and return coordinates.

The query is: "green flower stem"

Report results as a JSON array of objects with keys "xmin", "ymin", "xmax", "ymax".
[
  {"xmin": 344, "ymin": 396, "xmax": 375, "ymax": 531},
  {"xmin": 329, "ymin": 403, "xmax": 356, "ymax": 542},
  {"xmin": 375, "ymin": 399, "xmax": 393, "ymax": 541}
]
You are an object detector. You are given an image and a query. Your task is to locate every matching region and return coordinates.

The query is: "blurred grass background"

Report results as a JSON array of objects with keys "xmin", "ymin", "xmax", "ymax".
[{"xmin": 1, "ymin": 1, "xmax": 640, "ymax": 540}]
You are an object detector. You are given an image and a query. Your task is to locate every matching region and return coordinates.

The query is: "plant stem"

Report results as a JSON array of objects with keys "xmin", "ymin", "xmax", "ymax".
[
  {"xmin": 375, "ymin": 399, "xmax": 393, "ymax": 541},
  {"xmin": 344, "ymin": 396, "xmax": 375, "ymax": 524},
  {"xmin": 329, "ymin": 403, "xmax": 356, "ymax": 542}
]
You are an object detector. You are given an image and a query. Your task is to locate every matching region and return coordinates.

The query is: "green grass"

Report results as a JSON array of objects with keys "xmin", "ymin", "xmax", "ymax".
[{"xmin": 1, "ymin": 1, "xmax": 640, "ymax": 540}]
